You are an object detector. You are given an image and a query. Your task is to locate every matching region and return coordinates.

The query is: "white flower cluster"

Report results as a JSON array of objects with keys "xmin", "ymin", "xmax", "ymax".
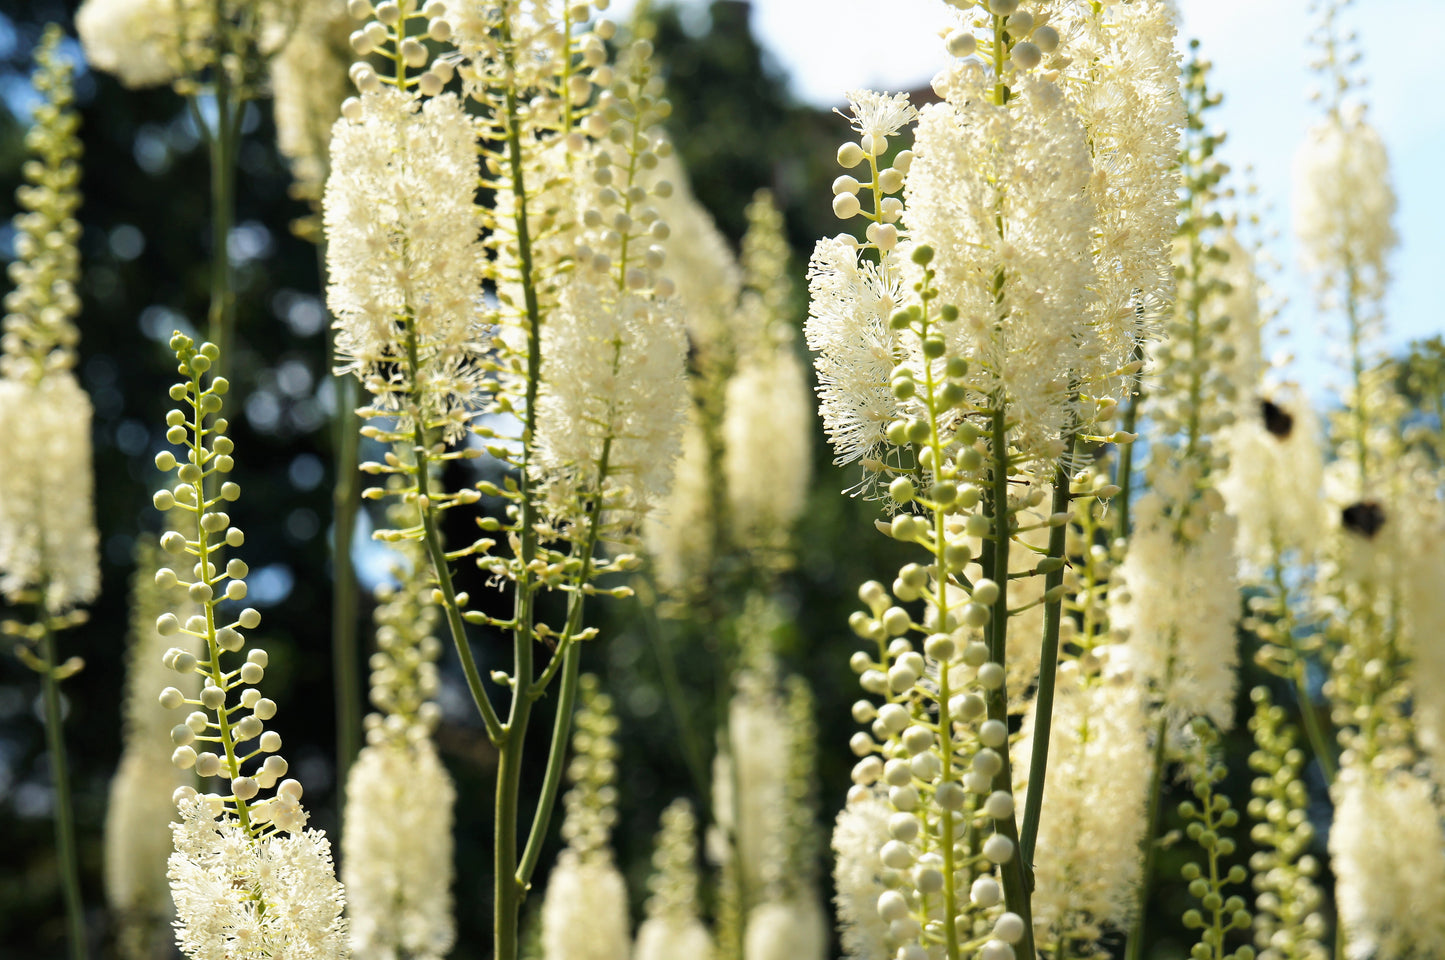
[
  {"xmin": 169, "ymin": 796, "xmax": 348, "ymax": 960},
  {"xmin": 1110, "ymin": 483, "xmax": 1241, "ymax": 729},
  {"xmin": 1013, "ymin": 663, "xmax": 1152, "ymax": 948},
  {"xmin": 0, "ymin": 30, "xmax": 98, "ymax": 612},
  {"xmin": 1329, "ymin": 765, "xmax": 1445, "ymax": 960},
  {"xmin": 105, "ymin": 545, "xmax": 200, "ymax": 954},
  {"xmin": 530, "ymin": 40, "xmax": 689, "ymax": 533},
  {"xmin": 325, "ymin": 87, "xmax": 484, "ymax": 442},
  {"xmin": 270, "ymin": 0, "xmax": 354, "ymax": 206}
]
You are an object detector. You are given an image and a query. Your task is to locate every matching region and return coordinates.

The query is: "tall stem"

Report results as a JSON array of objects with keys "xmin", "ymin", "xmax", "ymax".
[
  {"xmin": 39, "ymin": 620, "xmax": 87, "ymax": 960},
  {"xmin": 324, "ymin": 238, "xmax": 363, "ymax": 798},
  {"xmin": 1018, "ymin": 448, "xmax": 1074, "ymax": 865},
  {"xmin": 1124, "ymin": 712, "xmax": 1170, "ymax": 960},
  {"xmin": 983, "ymin": 407, "xmax": 1036, "ymax": 956},
  {"xmin": 1115, "ymin": 344, "xmax": 1145, "ymax": 539},
  {"xmin": 205, "ymin": 81, "xmax": 239, "ymax": 371},
  {"xmin": 1270, "ymin": 558, "xmax": 1336, "ymax": 781},
  {"xmin": 494, "ymin": 17, "xmax": 546, "ymax": 956}
]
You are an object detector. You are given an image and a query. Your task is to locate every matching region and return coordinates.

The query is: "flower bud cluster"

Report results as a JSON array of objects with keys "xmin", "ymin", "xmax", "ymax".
[
  {"xmin": 844, "ymin": 564, "xmax": 1019, "ymax": 957},
  {"xmin": 345, "ymin": 0, "xmax": 454, "ymax": 100},
  {"xmin": 830, "ymin": 90, "xmax": 916, "ymax": 255},
  {"xmin": 1178, "ymin": 721, "xmax": 1254, "ymax": 960},
  {"xmin": 1245, "ymin": 689, "xmax": 1327, "ymax": 960},
  {"xmin": 151, "ymin": 333, "xmax": 306, "ymax": 836},
  {"xmin": 559, "ymin": 674, "xmax": 621, "ymax": 858},
  {"xmin": 364, "ymin": 531, "xmax": 444, "ymax": 747},
  {"xmin": 945, "ymin": 2, "xmax": 1061, "ymax": 81},
  {"xmin": 2, "ymin": 27, "xmax": 82, "ymax": 384}
]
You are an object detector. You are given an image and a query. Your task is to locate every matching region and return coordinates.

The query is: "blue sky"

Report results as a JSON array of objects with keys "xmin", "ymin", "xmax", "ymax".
[{"xmin": 612, "ymin": 0, "xmax": 1445, "ymax": 398}]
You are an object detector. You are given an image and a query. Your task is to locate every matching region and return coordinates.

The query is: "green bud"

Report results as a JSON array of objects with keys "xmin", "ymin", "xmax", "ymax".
[
  {"xmin": 911, "ymin": 244, "xmax": 934, "ymax": 265},
  {"xmin": 1181, "ymin": 862, "xmax": 1202, "ymax": 881},
  {"xmin": 905, "ymin": 419, "xmax": 930, "ymax": 444},
  {"xmin": 199, "ymin": 342, "xmax": 220, "ymax": 361},
  {"xmin": 886, "ymin": 420, "xmax": 911, "ymax": 446},
  {"xmin": 892, "ymin": 378, "xmax": 916, "ymax": 399},
  {"xmin": 169, "ymin": 383, "xmax": 188, "ymax": 401},
  {"xmin": 940, "ymin": 382, "xmax": 966, "ymax": 407},
  {"xmin": 891, "ymin": 309, "xmax": 913, "ymax": 330},
  {"xmin": 211, "ymin": 376, "xmax": 229, "ymax": 395},
  {"xmin": 922, "ymin": 337, "xmax": 946, "ymax": 359},
  {"xmin": 889, "ymin": 477, "xmax": 916, "ymax": 503},
  {"xmin": 939, "ymin": 303, "xmax": 959, "ymax": 322},
  {"xmin": 945, "ymin": 356, "xmax": 968, "ymax": 378}
]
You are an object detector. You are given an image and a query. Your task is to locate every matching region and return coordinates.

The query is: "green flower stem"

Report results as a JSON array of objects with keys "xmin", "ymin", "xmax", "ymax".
[
  {"xmin": 202, "ymin": 78, "xmax": 240, "ymax": 373},
  {"xmin": 639, "ymin": 599, "xmax": 711, "ymax": 804},
  {"xmin": 494, "ymin": 17, "xmax": 549, "ymax": 954},
  {"xmin": 916, "ymin": 278, "xmax": 962, "ymax": 960},
  {"xmin": 39, "ymin": 618, "xmax": 86, "ymax": 960},
  {"xmin": 516, "ymin": 436, "xmax": 612, "ymax": 893},
  {"xmin": 325, "ymin": 237, "xmax": 363, "ymax": 799},
  {"xmin": 1115, "ymin": 346, "xmax": 1145, "ymax": 539},
  {"xmin": 1018, "ymin": 444, "xmax": 1075, "ymax": 866},
  {"xmin": 1124, "ymin": 712, "xmax": 1170, "ymax": 960},
  {"xmin": 983, "ymin": 406, "xmax": 1037, "ymax": 957}
]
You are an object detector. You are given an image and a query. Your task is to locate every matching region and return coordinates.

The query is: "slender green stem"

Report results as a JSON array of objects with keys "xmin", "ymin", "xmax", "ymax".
[
  {"xmin": 1124, "ymin": 712, "xmax": 1170, "ymax": 960},
  {"xmin": 640, "ymin": 601, "xmax": 711, "ymax": 804},
  {"xmin": 515, "ymin": 639, "xmax": 581, "ymax": 890},
  {"xmin": 982, "ymin": 407, "xmax": 1037, "ymax": 957},
  {"xmin": 39, "ymin": 621, "xmax": 86, "ymax": 960},
  {"xmin": 494, "ymin": 16, "xmax": 547, "ymax": 956},
  {"xmin": 1018, "ymin": 448, "xmax": 1074, "ymax": 865},
  {"xmin": 1116, "ymin": 344, "xmax": 1145, "ymax": 539},
  {"xmin": 324, "ymin": 237, "xmax": 363, "ymax": 799},
  {"xmin": 204, "ymin": 80, "xmax": 238, "ymax": 372}
]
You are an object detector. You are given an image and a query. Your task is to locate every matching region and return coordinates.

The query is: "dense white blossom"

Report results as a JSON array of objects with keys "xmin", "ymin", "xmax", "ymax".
[
  {"xmin": 168, "ymin": 797, "xmax": 348, "ymax": 960},
  {"xmin": 342, "ymin": 740, "xmax": 455, "ymax": 960},
  {"xmin": 1293, "ymin": 109, "xmax": 1397, "ymax": 305},
  {"xmin": 75, "ymin": 0, "xmax": 185, "ymax": 88},
  {"xmin": 831, "ymin": 791, "xmax": 892, "ymax": 960},
  {"xmin": 531, "ymin": 270, "xmax": 689, "ymax": 530},
  {"xmin": 324, "ymin": 88, "xmax": 484, "ymax": 440},
  {"xmin": 907, "ymin": 66, "xmax": 1096, "ymax": 457},
  {"xmin": 643, "ymin": 408, "xmax": 713, "ymax": 595},
  {"xmin": 1049, "ymin": 0, "xmax": 1184, "ymax": 387},
  {"xmin": 805, "ymin": 236, "xmax": 907, "ymax": 474},
  {"xmin": 0, "ymin": 374, "xmax": 99, "ymax": 609},
  {"xmin": 1111, "ymin": 484, "xmax": 1240, "ymax": 728},
  {"xmin": 743, "ymin": 895, "xmax": 828, "ymax": 960},
  {"xmin": 1013, "ymin": 665, "xmax": 1152, "ymax": 946},
  {"xmin": 1329, "ymin": 765, "xmax": 1445, "ymax": 960},
  {"xmin": 1219, "ymin": 391, "xmax": 1326, "ymax": 572},
  {"xmin": 541, "ymin": 851, "xmax": 631, "ymax": 960},
  {"xmin": 636, "ymin": 799, "xmax": 714, "ymax": 960},
  {"xmin": 723, "ymin": 346, "xmax": 814, "ymax": 548}
]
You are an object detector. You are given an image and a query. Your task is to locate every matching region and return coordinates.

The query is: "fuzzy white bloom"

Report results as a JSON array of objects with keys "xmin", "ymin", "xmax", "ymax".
[
  {"xmin": 1218, "ymin": 391, "xmax": 1326, "ymax": 572},
  {"xmin": 270, "ymin": 0, "xmax": 352, "ymax": 205},
  {"xmin": 907, "ymin": 66, "xmax": 1097, "ymax": 456},
  {"xmin": 1293, "ymin": 109, "xmax": 1397, "ymax": 302},
  {"xmin": 106, "ymin": 546, "xmax": 200, "ymax": 957},
  {"xmin": 1050, "ymin": 0, "xmax": 1184, "ymax": 386},
  {"xmin": 805, "ymin": 236, "xmax": 907, "ymax": 475},
  {"xmin": 324, "ymin": 88, "xmax": 484, "ymax": 440},
  {"xmin": 643, "ymin": 408, "xmax": 713, "ymax": 595},
  {"xmin": 168, "ymin": 797, "xmax": 348, "ymax": 960},
  {"xmin": 541, "ymin": 851, "xmax": 632, "ymax": 960},
  {"xmin": 831, "ymin": 791, "xmax": 893, "ymax": 960},
  {"xmin": 532, "ymin": 270, "xmax": 689, "ymax": 530},
  {"xmin": 1111, "ymin": 484, "xmax": 1240, "ymax": 728},
  {"xmin": 1013, "ymin": 664, "xmax": 1151, "ymax": 944},
  {"xmin": 342, "ymin": 739, "xmax": 455, "ymax": 960},
  {"xmin": 0, "ymin": 373, "xmax": 99, "ymax": 609},
  {"xmin": 1329, "ymin": 765, "xmax": 1445, "ymax": 960},
  {"xmin": 723, "ymin": 345, "xmax": 813, "ymax": 545},
  {"xmin": 743, "ymin": 894, "xmax": 828, "ymax": 960},
  {"xmin": 106, "ymin": 749, "xmax": 189, "ymax": 956},
  {"xmin": 75, "ymin": 0, "xmax": 185, "ymax": 88},
  {"xmin": 635, "ymin": 917, "xmax": 714, "ymax": 960},
  {"xmin": 651, "ymin": 152, "xmax": 744, "ymax": 360}
]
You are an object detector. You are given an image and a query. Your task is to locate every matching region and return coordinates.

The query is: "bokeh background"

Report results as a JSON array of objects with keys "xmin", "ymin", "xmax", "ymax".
[{"xmin": 0, "ymin": 1, "xmax": 1438, "ymax": 957}]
